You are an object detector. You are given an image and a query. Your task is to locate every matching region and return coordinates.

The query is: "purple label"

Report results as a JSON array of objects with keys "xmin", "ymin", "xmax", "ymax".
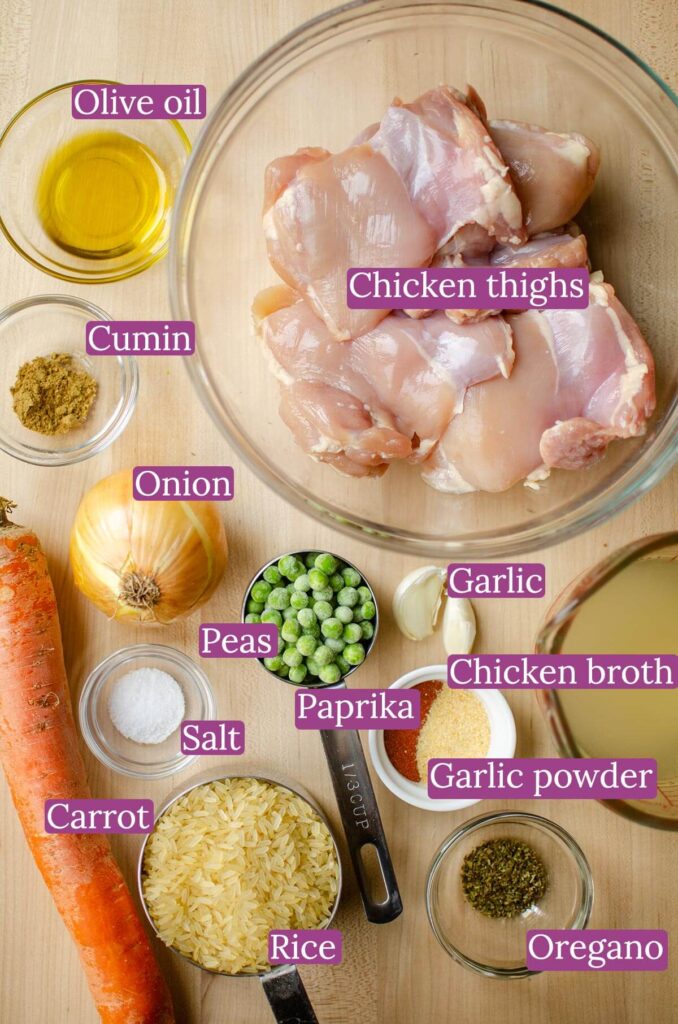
[
  {"xmin": 427, "ymin": 758, "xmax": 657, "ymax": 800},
  {"xmin": 72, "ymin": 84, "xmax": 206, "ymax": 119},
  {"xmin": 448, "ymin": 562, "xmax": 545, "ymax": 598},
  {"xmin": 86, "ymin": 321, "xmax": 195, "ymax": 355},
  {"xmin": 347, "ymin": 267, "xmax": 589, "ymax": 310},
  {"xmin": 527, "ymin": 931, "xmax": 668, "ymax": 972},
  {"xmin": 268, "ymin": 929, "xmax": 342, "ymax": 965},
  {"xmin": 133, "ymin": 466, "xmax": 234, "ymax": 501},
  {"xmin": 448, "ymin": 654, "xmax": 678, "ymax": 689},
  {"xmin": 44, "ymin": 799, "xmax": 153, "ymax": 834},
  {"xmin": 199, "ymin": 623, "xmax": 278, "ymax": 659},
  {"xmin": 295, "ymin": 689, "xmax": 420, "ymax": 730},
  {"xmin": 181, "ymin": 720, "xmax": 245, "ymax": 755}
]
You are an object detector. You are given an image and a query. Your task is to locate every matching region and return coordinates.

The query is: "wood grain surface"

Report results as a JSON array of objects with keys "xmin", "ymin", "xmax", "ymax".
[{"xmin": 0, "ymin": 2, "xmax": 676, "ymax": 1023}]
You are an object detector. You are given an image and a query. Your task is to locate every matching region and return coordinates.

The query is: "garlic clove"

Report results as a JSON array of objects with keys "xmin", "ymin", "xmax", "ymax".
[
  {"xmin": 392, "ymin": 565, "xmax": 447, "ymax": 641},
  {"xmin": 442, "ymin": 596, "xmax": 477, "ymax": 655}
]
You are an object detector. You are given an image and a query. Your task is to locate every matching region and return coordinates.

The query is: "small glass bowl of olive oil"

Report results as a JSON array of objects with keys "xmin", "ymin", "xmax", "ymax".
[{"xmin": 0, "ymin": 81, "xmax": 190, "ymax": 282}]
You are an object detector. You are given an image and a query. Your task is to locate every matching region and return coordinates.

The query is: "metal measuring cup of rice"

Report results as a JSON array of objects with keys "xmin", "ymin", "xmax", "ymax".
[{"xmin": 138, "ymin": 767, "xmax": 343, "ymax": 1024}]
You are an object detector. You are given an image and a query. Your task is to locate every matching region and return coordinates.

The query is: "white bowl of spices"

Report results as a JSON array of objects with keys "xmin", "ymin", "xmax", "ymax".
[
  {"xmin": 368, "ymin": 665, "xmax": 516, "ymax": 812},
  {"xmin": 79, "ymin": 643, "xmax": 215, "ymax": 779}
]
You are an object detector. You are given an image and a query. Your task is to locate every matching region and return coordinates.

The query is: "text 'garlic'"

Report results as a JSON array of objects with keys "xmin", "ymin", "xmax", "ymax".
[
  {"xmin": 393, "ymin": 566, "xmax": 446, "ymax": 641},
  {"xmin": 442, "ymin": 596, "xmax": 476, "ymax": 655}
]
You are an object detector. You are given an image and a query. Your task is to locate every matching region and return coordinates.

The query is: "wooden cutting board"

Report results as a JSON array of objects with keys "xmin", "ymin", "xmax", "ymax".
[{"xmin": 0, "ymin": 2, "xmax": 675, "ymax": 1022}]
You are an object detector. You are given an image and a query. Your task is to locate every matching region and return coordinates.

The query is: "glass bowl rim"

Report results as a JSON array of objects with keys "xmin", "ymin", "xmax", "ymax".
[
  {"xmin": 78, "ymin": 642, "xmax": 216, "ymax": 780},
  {"xmin": 170, "ymin": 0, "xmax": 678, "ymax": 558},
  {"xmin": 0, "ymin": 78, "xmax": 191, "ymax": 283},
  {"xmin": 425, "ymin": 809, "xmax": 594, "ymax": 979},
  {"xmin": 0, "ymin": 292, "xmax": 139, "ymax": 465},
  {"xmin": 241, "ymin": 547, "xmax": 379, "ymax": 688}
]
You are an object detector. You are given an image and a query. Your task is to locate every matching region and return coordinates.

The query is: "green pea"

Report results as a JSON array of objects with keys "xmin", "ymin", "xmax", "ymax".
[
  {"xmin": 312, "ymin": 586, "xmax": 333, "ymax": 602},
  {"xmin": 294, "ymin": 573, "xmax": 312, "ymax": 592},
  {"xmin": 314, "ymin": 552, "xmax": 338, "ymax": 575},
  {"xmin": 289, "ymin": 664, "xmax": 307, "ymax": 684},
  {"xmin": 306, "ymin": 656, "xmax": 321, "ymax": 676},
  {"xmin": 261, "ymin": 608, "xmax": 283, "ymax": 627},
  {"xmin": 343, "ymin": 622, "xmax": 363, "ymax": 644},
  {"xmin": 357, "ymin": 585, "xmax": 372, "ymax": 603},
  {"xmin": 302, "ymin": 621, "xmax": 321, "ymax": 639},
  {"xmin": 296, "ymin": 607, "xmax": 316, "ymax": 628},
  {"xmin": 277, "ymin": 664, "xmax": 290, "ymax": 678},
  {"xmin": 352, "ymin": 605, "xmax": 365, "ymax": 622},
  {"xmin": 336, "ymin": 655, "xmax": 351, "ymax": 676},
  {"xmin": 361, "ymin": 621, "xmax": 374, "ymax": 640},
  {"xmin": 335, "ymin": 605, "xmax": 353, "ymax": 624},
  {"xmin": 337, "ymin": 586, "xmax": 359, "ymax": 607},
  {"xmin": 250, "ymin": 580, "xmax": 272, "ymax": 603},
  {"xmin": 319, "ymin": 663, "xmax": 341, "ymax": 685},
  {"xmin": 263, "ymin": 565, "xmax": 282, "ymax": 586},
  {"xmin": 313, "ymin": 600, "xmax": 333, "ymax": 621},
  {"xmin": 297, "ymin": 634, "xmax": 318, "ymax": 657},
  {"xmin": 305, "ymin": 551, "xmax": 321, "ymax": 568},
  {"xmin": 286, "ymin": 582, "xmax": 296, "ymax": 594},
  {"xmin": 282, "ymin": 646, "xmax": 303, "ymax": 668},
  {"xmin": 343, "ymin": 642, "xmax": 365, "ymax": 666},
  {"xmin": 342, "ymin": 566, "xmax": 361, "ymax": 588},
  {"xmin": 329, "ymin": 573, "xmax": 344, "ymax": 593},
  {"xmin": 278, "ymin": 554, "xmax": 299, "ymax": 579},
  {"xmin": 314, "ymin": 645, "xmax": 335, "ymax": 667},
  {"xmin": 281, "ymin": 619, "xmax": 301, "ymax": 643},
  {"xmin": 267, "ymin": 587, "xmax": 290, "ymax": 610},
  {"xmin": 321, "ymin": 617, "xmax": 343, "ymax": 640},
  {"xmin": 360, "ymin": 601, "xmax": 376, "ymax": 620},
  {"xmin": 246, "ymin": 598, "xmax": 265, "ymax": 614},
  {"xmin": 263, "ymin": 655, "xmax": 283, "ymax": 672},
  {"xmin": 245, "ymin": 612, "xmax": 261, "ymax": 624},
  {"xmin": 324, "ymin": 637, "xmax": 345, "ymax": 653},
  {"xmin": 290, "ymin": 590, "xmax": 309, "ymax": 610},
  {"xmin": 282, "ymin": 606, "xmax": 298, "ymax": 621},
  {"xmin": 308, "ymin": 568, "xmax": 329, "ymax": 591}
]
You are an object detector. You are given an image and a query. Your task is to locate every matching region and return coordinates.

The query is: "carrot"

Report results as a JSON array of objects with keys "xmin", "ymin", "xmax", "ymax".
[{"xmin": 0, "ymin": 499, "xmax": 174, "ymax": 1024}]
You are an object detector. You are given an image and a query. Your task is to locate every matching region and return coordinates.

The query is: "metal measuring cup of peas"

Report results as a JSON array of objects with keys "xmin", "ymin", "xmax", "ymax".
[{"xmin": 242, "ymin": 550, "xmax": 402, "ymax": 925}]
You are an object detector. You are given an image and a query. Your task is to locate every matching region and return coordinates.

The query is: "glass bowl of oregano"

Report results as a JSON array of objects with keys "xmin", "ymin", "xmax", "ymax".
[
  {"xmin": 0, "ymin": 294, "xmax": 138, "ymax": 466},
  {"xmin": 426, "ymin": 811, "xmax": 593, "ymax": 978}
]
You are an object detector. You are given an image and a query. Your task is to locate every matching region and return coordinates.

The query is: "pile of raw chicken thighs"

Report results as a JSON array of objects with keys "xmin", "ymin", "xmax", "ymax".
[{"xmin": 252, "ymin": 86, "xmax": 655, "ymax": 493}]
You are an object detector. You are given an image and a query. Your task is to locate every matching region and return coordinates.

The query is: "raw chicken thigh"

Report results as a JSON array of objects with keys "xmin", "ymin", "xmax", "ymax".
[
  {"xmin": 255, "ymin": 285, "xmax": 514, "ymax": 476},
  {"xmin": 256, "ymin": 83, "xmax": 656, "ymax": 496},
  {"xmin": 421, "ymin": 278, "xmax": 655, "ymax": 493},
  {"xmin": 263, "ymin": 86, "xmax": 524, "ymax": 341},
  {"xmin": 489, "ymin": 120, "xmax": 600, "ymax": 235}
]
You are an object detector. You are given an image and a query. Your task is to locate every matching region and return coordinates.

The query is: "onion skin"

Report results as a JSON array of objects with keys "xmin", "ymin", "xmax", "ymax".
[{"xmin": 70, "ymin": 469, "xmax": 228, "ymax": 624}]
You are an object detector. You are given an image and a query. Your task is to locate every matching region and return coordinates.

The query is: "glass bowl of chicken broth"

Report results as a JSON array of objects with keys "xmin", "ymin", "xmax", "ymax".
[{"xmin": 171, "ymin": 0, "xmax": 678, "ymax": 557}]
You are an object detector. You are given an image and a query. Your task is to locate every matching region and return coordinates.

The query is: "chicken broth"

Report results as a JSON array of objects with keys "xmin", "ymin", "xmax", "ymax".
[{"xmin": 557, "ymin": 559, "xmax": 678, "ymax": 800}]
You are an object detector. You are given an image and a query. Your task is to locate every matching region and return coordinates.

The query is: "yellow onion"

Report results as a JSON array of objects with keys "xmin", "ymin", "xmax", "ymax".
[{"xmin": 70, "ymin": 469, "xmax": 228, "ymax": 624}]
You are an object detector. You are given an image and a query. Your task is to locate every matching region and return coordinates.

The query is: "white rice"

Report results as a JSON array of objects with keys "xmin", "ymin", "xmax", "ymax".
[{"xmin": 142, "ymin": 777, "xmax": 339, "ymax": 974}]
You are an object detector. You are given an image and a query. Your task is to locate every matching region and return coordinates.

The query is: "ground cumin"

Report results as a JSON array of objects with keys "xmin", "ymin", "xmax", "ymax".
[{"xmin": 11, "ymin": 352, "xmax": 98, "ymax": 435}]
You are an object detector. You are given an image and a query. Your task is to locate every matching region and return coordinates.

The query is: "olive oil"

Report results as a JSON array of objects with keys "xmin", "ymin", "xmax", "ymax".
[
  {"xmin": 558, "ymin": 558, "xmax": 678, "ymax": 804},
  {"xmin": 36, "ymin": 131, "xmax": 169, "ymax": 259}
]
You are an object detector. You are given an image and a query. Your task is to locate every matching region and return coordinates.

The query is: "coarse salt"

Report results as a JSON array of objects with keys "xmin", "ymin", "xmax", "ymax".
[{"xmin": 108, "ymin": 666, "xmax": 185, "ymax": 745}]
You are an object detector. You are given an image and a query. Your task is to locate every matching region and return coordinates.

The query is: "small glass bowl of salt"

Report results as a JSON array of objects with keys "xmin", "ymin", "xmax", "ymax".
[{"xmin": 79, "ymin": 644, "xmax": 215, "ymax": 779}]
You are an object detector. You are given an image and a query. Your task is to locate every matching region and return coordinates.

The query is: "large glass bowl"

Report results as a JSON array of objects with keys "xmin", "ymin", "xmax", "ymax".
[{"xmin": 171, "ymin": 0, "xmax": 678, "ymax": 557}]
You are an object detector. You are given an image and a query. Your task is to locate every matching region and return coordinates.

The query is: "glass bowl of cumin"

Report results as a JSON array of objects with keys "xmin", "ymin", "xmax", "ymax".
[
  {"xmin": 426, "ymin": 811, "xmax": 593, "ymax": 978},
  {"xmin": 0, "ymin": 294, "xmax": 138, "ymax": 465}
]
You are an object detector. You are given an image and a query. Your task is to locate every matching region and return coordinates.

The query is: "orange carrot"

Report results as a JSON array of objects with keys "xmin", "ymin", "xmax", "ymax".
[{"xmin": 0, "ymin": 499, "xmax": 174, "ymax": 1024}]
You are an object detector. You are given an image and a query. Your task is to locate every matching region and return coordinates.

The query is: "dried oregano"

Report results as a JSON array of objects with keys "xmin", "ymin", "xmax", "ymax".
[{"xmin": 461, "ymin": 837, "xmax": 548, "ymax": 918}]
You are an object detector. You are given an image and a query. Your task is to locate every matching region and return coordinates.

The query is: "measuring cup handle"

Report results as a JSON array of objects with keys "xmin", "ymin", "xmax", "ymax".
[
  {"xmin": 321, "ymin": 728, "xmax": 402, "ymax": 924},
  {"xmin": 261, "ymin": 965, "xmax": 319, "ymax": 1024}
]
